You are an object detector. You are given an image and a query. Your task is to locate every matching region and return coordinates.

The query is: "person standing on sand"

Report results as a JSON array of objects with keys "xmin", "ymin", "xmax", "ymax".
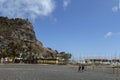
[{"xmin": 112, "ymin": 64, "xmax": 115, "ymax": 74}]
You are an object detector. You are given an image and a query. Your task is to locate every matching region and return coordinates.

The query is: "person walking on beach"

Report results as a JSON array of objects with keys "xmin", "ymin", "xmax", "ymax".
[
  {"xmin": 78, "ymin": 63, "xmax": 81, "ymax": 72},
  {"xmin": 81, "ymin": 64, "xmax": 85, "ymax": 72}
]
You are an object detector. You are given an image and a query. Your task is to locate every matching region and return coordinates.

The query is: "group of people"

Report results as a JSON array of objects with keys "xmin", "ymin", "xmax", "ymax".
[{"xmin": 78, "ymin": 64, "xmax": 85, "ymax": 72}]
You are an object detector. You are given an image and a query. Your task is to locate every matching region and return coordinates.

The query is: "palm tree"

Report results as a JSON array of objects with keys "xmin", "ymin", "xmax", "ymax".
[
  {"xmin": 7, "ymin": 42, "xmax": 23, "ymax": 63},
  {"xmin": 0, "ymin": 49, "xmax": 8, "ymax": 58},
  {"xmin": 58, "ymin": 52, "xmax": 72, "ymax": 64}
]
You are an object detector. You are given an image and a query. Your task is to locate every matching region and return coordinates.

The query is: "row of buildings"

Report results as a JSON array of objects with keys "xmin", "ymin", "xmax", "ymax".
[
  {"xmin": 0, "ymin": 55, "xmax": 67, "ymax": 64},
  {"xmin": 0, "ymin": 57, "xmax": 60, "ymax": 64},
  {"xmin": 70, "ymin": 58, "xmax": 120, "ymax": 65},
  {"xmin": 85, "ymin": 58, "xmax": 120, "ymax": 64},
  {"xmin": 1, "ymin": 56, "xmax": 120, "ymax": 65}
]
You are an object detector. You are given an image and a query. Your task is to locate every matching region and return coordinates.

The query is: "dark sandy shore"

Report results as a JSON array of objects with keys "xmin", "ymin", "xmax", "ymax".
[{"xmin": 0, "ymin": 64, "xmax": 120, "ymax": 80}]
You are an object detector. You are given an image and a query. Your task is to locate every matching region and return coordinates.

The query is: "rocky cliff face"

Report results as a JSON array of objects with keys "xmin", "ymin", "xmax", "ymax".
[
  {"xmin": 0, "ymin": 17, "xmax": 72, "ymax": 63},
  {"xmin": 0, "ymin": 17, "xmax": 56, "ymax": 58},
  {"xmin": 0, "ymin": 17, "xmax": 36, "ymax": 41}
]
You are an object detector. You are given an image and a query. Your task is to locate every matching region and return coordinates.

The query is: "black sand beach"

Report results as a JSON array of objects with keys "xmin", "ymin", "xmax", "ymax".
[{"xmin": 0, "ymin": 64, "xmax": 120, "ymax": 80}]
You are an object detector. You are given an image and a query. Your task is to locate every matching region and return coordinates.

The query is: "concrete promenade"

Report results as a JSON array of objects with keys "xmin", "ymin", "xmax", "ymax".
[{"xmin": 0, "ymin": 64, "xmax": 120, "ymax": 80}]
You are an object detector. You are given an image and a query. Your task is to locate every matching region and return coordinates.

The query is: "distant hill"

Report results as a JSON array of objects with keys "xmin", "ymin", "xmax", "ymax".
[{"xmin": 0, "ymin": 17, "xmax": 57, "ymax": 59}]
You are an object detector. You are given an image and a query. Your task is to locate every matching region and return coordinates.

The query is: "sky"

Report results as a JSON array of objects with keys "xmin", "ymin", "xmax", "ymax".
[{"xmin": 0, "ymin": 0, "xmax": 120, "ymax": 60}]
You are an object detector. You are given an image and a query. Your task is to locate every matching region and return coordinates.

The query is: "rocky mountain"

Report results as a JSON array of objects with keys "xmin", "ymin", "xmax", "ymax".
[{"xmin": 0, "ymin": 17, "xmax": 57, "ymax": 59}]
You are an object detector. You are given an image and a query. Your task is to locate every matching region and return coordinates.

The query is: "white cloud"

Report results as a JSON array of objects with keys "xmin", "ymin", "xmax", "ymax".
[
  {"xmin": 63, "ymin": 0, "xmax": 71, "ymax": 10},
  {"xmin": 0, "ymin": 0, "xmax": 55, "ymax": 20},
  {"xmin": 104, "ymin": 32, "xmax": 113, "ymax": 38},
  {"xmin": 112, "ymin": 0, "xmax": 120, "ymax": 12},
  {"xmin": 112, "ymin": 6, "xmax": 119, "ymax": 12},
  {"xmin": 104, "ymin": 32, "xmax": 120, "ymax": 38}
]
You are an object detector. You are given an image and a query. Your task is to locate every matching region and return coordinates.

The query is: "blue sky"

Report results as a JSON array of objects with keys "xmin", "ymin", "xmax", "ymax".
[{"xmin": 0, "ymin": 0, "xmax": 120, "ymax": 59}]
